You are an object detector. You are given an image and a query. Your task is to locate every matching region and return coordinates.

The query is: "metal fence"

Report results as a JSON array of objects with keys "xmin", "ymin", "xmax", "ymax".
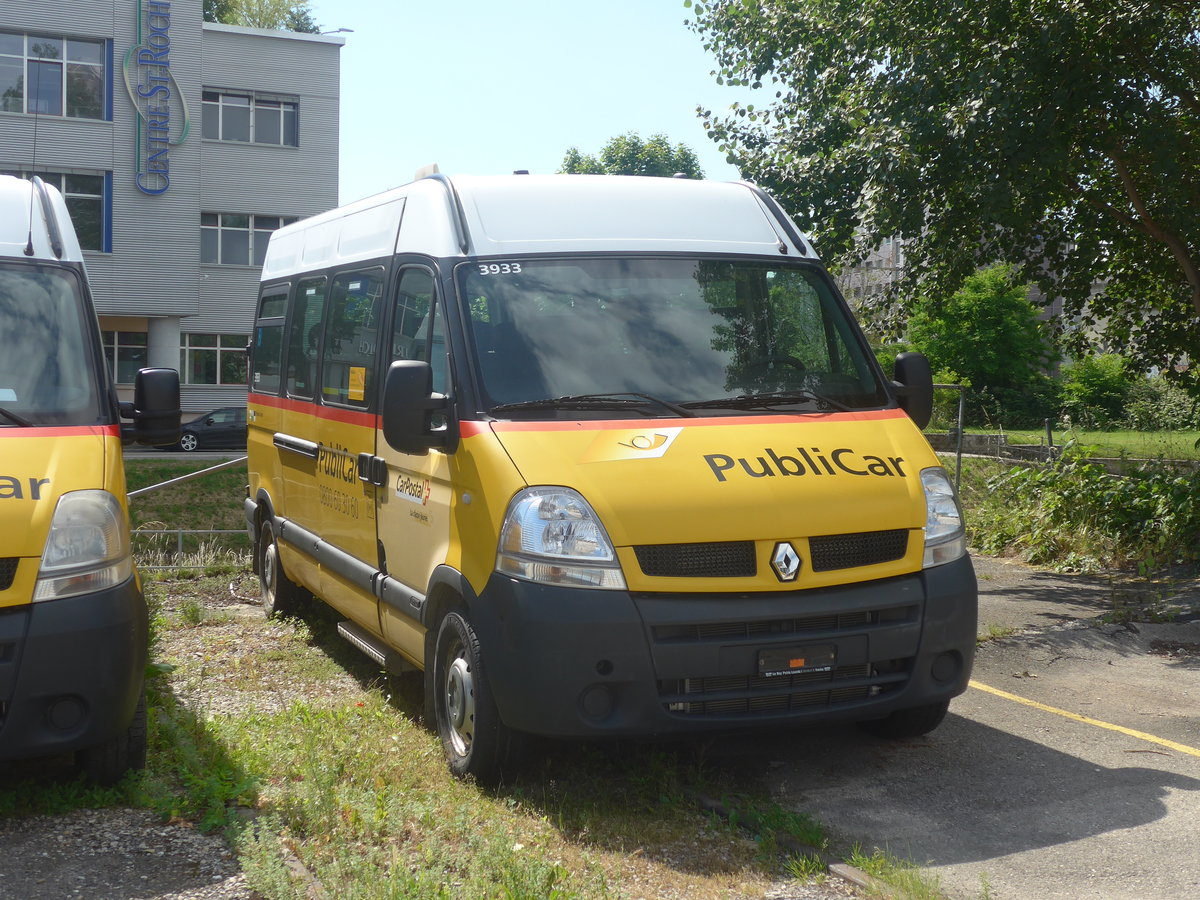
[{"xmin": 128, "ymin": 456, "xmax": 249, "ymax": 571}]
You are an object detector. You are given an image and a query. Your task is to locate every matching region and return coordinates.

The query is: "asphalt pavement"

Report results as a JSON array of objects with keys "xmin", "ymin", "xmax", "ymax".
[{"xmin": 705, "ymin": 555, "xmax": 1200, "ymax": 899}]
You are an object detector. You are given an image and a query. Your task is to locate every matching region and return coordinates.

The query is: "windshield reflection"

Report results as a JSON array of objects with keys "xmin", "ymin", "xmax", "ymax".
[
  {"xmin": 0, "ymin": 264, "xmax": 103, "ymax": 425},
  {"xmin": 457, "ymin": 258, "xmax": 887, "ymax": 417}
]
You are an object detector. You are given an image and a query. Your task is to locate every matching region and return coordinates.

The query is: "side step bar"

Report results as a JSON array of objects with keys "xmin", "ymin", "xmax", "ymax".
[{"xmin": 336, "ymin": 621, "xmax": 417, "ymax": 675}]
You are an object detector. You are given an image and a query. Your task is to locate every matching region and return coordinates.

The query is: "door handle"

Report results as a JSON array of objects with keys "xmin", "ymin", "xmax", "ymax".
[{"xmin": 357, "ymin": 453, "xmax": 388, "ymax": 487}]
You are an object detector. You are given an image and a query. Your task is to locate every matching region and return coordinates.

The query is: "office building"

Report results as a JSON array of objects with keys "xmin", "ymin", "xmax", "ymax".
[{"xmin": 1, "ymin": 1, "xmax": 343, "ymax": 410}]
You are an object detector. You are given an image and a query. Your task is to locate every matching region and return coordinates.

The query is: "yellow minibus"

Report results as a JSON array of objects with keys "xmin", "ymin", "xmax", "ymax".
[
  {"xmin": 0, "ymin": 175, "xmax": 179, "ymax": 783},
  {"xmin": 246, "ymin": 173, "xmax": 976, "ymax": 782}
]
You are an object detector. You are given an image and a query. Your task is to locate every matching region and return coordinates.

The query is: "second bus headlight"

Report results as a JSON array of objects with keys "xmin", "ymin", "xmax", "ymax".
[
  {"xmin": 33, "ymin": 490, "xmax": 134, "ymax": 601},
  {"xmin": 496, "ymin": 487, "xmax": 626, "ymax": 589}
]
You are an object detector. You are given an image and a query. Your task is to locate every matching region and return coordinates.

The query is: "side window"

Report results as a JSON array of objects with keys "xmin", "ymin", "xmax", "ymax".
[
  {"xmin": 390, "ymin": 268, "xmax": 447, "ymax": 394},
  {"xmin": 251, "ymin": 288, "xmax": 287, "ymax": 395},
  {"xmin": 286, "ymin": 277, "xmax": 327, "ymax": 398},
  {"xmin": 322, "ymin": 268, "xmax": 385, "ymax": 409}
]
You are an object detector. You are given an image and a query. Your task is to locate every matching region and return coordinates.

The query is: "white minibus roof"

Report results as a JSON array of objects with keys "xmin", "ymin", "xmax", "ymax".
[
  {"xmin": 262, "ymin": 174, "xmax": 817, "ymax": 280},
  {"xmin": 0, "ymin": 175, "xmax": 85, "ymax": 264}
]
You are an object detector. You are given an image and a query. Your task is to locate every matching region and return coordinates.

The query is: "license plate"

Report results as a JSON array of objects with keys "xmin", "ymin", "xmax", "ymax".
[{"xmin": 758, "ymin": 644, "xmax": 836, "ymax": 677}]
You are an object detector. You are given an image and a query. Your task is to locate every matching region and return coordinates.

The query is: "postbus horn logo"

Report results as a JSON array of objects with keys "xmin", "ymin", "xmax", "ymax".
[{"xmin": 121, "ymin": 0, "xmax": 192, "ymax": 195}]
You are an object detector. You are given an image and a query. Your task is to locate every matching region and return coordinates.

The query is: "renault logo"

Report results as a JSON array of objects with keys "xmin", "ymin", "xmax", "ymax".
[{"xmin": 771, "ymin": 542, "xmax": 801, "ymax": 582}]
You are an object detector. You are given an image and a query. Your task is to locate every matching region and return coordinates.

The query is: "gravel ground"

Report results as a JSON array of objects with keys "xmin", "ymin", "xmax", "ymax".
[{"xmin": 0, "ymin": 807, "xmax": 249, "ymax": 900}]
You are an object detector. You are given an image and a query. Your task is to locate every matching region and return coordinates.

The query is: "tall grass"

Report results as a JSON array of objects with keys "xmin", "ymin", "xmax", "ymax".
[{"xmin": 958, "ymin": 450, "xmax": 1200, "ymax": 572}]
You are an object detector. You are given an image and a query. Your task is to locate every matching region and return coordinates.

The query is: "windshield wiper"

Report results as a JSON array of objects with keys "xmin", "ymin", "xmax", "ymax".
[
  {"xmin": 680, "ymin": 390, "xmax": 854, "ymax": 413},
  {"xmin": 491, "ymin": 392, "xmax": 696, "ymax": 417},
  {"xmin": 0, "ymin": 406, "xmax": 34, "ymax": 427}
]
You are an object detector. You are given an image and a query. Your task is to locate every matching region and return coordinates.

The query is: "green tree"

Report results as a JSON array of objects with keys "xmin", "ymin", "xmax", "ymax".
[
  {"xmin": 1059, "ymin": 354, "xmax": 1131, "ymax": 429},
  {"xmin": 204, "ymin": 0, "xmax": 319, "ymax": 33},
  {"xmin": 906, "ymin": 265, "xmax": 1056, "ymax": 425},
  {"xmin": 559, "ymin": 133, "xmax": 705, "ymax": 178},
  {"xmin": 202, "ymin": 0, "xmax": 235, "ymax": 22},
  {"xmin": 688, "ymin": 0, "xmax": 1200, "ymax": 377}
]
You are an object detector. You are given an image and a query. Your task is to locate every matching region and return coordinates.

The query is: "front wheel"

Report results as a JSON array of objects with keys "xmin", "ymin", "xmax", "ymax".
[
  {"xmin": 433, "ymin": 610, "xmax": 516, "ymax": 784},
  {"xmin": 259, "ymin": 518, "xmax": 308, "ymax": 618},
  {"xmin": 857, "ymin": 699, "xmax": 950, "ymax": 739},
  {"xmin": 178, "ymin": 431, "xmax": 199, "ymax": 452},
  {"xmin": 77, "ymin": 688, "xmax": 147, "ymax": 786}
]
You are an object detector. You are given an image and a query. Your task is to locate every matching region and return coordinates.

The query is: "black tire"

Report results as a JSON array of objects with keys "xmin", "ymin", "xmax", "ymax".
[
  {"xmin": 178, "ymin": 431, "xmax": 199, "ymax": 452},
  {"xmin": 259, "ymin": 518, "xmax": 308, "ymax": 618},
  {"xmin": 77, "ymin": 688, "xmax": 147, "ymax": 786},
  {"xmin": 432, "ymin": 610, "xmax": 516, "ymax": 784},
  {"xmin": 858, "ymin": 699, "xmax": 950, "ymax": 739}
]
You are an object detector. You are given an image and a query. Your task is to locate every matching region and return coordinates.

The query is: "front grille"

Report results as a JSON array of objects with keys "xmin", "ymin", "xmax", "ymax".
[
  {"xmin": 660, "ymin": 663, "xmax": 908, "ymax": 717},
  {"xmin": 654, "ymin": 610, "xmax": 874, "ymax": 643},
  {"xmin": 0, "ymin": 559, "xmax": 17, "ymax": 592},
  {"xmin": 810, "ymin": 530, "xmax": 908, "ymax": 572},
  {"xmin": 635, "ymin": 541, "xmax": 756, "ymax": 578}
]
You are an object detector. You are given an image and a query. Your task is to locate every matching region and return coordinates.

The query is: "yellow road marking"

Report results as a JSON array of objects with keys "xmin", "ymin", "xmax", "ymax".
[{"xmin": 968, "ymin": 680, "xmax": 1200, "ymax": 759}]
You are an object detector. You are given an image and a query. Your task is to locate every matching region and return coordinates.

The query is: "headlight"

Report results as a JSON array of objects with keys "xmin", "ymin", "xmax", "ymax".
[
  {"xmin": 496, "ymin": 487, "xmax": 626, "ymax": 589},
  {"xmin": 921, "ymin": 467, "xmax": 966, "ymax": 568},
  {"xmin": 33, "ymin": 490, "xmax": 134, "ymax": 601}
]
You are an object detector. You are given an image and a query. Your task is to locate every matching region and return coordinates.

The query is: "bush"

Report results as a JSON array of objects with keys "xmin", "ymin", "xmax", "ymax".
[
  {"xmin": 930, "ymin": 369, "xmax": 970, "ymax": 430},
  {"xmin": 968, "ymin": 448, "xmax": 1200, "ymax": 572},
  {"xmin": 1125, "ymin": 376, "xmax": 1200, "ymax": 431},
  {"xmin": 1058, "ymin": 354, "xmax": 1130, "ymax": 428}
]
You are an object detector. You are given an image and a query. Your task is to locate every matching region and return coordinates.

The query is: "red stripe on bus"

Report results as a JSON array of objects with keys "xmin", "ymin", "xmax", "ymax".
[
  {"xmin": 248, "ymin": 393, "xmax": 379, "ymax": 428},
  {"xmin": 466, "ymin": 408, "xmax": 910, "ymax": 435},
  {"xmin": 249, "ymin": 395, "xmax": 910, "ymax": 437},
  {"xmin": 0, "ymin": 424, "xmax": 121, "ymax": 438}
]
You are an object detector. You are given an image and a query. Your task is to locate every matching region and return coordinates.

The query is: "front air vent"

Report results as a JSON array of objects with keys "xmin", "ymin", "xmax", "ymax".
[
  {"xmin": 634, "ymin": 541, "xmax": 756, "ymax": 578},
  {"xmin": 809, "ymin": 530, "xmax": 908, "ymax": 572},
  {"xmin": 0, "ymin": 559, "xmax": 17, "ymax": 592},
  {"xmin": 660, "ymin": 662, "xmax": 910, "ymax": 717},
  {"xmin": 654, "ymin": 610, "xmax": 875, "ymax": 644}
]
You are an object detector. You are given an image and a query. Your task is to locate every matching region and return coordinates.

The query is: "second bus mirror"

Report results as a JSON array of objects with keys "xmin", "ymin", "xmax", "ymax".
[
  {"xmin": 382, "ymin": 359, "xmax": 447, "ymax": 455},
  {"xmin": 122, "ymin": 367, "xmax": 182, "ymax": 446}
]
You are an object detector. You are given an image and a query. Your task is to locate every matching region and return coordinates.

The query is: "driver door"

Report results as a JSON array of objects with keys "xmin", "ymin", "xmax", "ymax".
[{"xmin": 375, "ymin": 265, "xmax": 452, "ymax": 663}]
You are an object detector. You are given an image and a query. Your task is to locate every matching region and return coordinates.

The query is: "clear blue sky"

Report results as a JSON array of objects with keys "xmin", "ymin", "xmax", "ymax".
[{"xmin": 305, "ymin": 0, "xmax": 753, "ymax": 205}]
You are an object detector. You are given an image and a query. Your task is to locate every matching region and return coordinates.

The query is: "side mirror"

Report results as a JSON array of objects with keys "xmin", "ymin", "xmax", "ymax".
[
  {"xmin": 892, "ymin": 352, "xmax": 934, "ymax": 430},
  {"xmin": 122, "ymin": 367, "xmax": 181, "ymax": 446},
  {"xmin": 381, "ymin": 360, "xmax": 448, "ymax": 455}
]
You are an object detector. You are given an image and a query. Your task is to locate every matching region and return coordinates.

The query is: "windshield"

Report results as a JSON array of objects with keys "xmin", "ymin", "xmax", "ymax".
[
  {"xmin": 457, "ymin": 258, "xmax": 889, "ymax": 417},
  {"xmin": 0, "ymin": 262, "xmax": 105, "ymax": 425}
]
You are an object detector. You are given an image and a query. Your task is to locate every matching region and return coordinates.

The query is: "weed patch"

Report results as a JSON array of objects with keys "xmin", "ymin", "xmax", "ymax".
[{"xmin": 959, "ymin": 450, "xmax": 1200, "ymax": 573}]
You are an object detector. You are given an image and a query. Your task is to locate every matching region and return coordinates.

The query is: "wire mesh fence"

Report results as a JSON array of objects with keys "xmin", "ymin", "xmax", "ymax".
[{"xmin": 132, "ymin": 528, "xmax": 251, "ymax": 571}]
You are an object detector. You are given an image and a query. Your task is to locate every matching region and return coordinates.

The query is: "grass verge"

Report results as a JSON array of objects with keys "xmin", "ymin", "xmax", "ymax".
[{"xmin": 963, "ymin": 427, "xmax": 1200, "ymax": 460}]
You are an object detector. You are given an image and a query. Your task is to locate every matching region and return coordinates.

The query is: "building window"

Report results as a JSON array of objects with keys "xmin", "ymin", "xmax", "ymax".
[
  {"xmin": 1, "ymin": 169, "xmax": 106, "ymax": 252},
  {"xmin": 0, "ymin": 31, "xmax": 105, "ymax": 119},
  {"xmin": 202, "ymin": 90, "xmax": 298, "ymax": 146},
  {"xmin": 101, "ymin": 331, "xmax": 147, "ymax": 384},
  {"xmin": 181, "ymin": 333, "xmax": 248, "ymax": 385},
  {"xmin": 201, "ymin": 213, "xmax": 297, "ymax": 266}
]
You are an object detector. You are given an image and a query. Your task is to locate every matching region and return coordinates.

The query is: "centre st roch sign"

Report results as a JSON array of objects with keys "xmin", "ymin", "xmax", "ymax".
[{"xmin": 121, "ymin": 0, "xmax": 191, "ymax": 195}]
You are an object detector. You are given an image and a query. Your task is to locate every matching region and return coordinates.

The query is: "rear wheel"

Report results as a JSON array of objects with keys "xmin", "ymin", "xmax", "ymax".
[
  {"xmin": 259, "ymin": 518, "xmax": 308, "ymax": 618},
  {"xmin": 77, "ymin": 688, "xmax": 147, "ymax": 786},
  {"xmin": 433, "ymin": 610, "xmax": 516, "ymax": 784},
  {"xmin": 858, "ymin": 699, "xmax": 950, "ymax": 739}
]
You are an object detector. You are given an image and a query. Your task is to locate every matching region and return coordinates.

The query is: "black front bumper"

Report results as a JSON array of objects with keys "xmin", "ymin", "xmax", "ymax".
[
  {"xmin": 0, "ymin": 577, "xmax": 148, "ymax": 762},
  {"xmin": 467, "ymin": 554, "xmax": 977, "ymax": 738}
]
